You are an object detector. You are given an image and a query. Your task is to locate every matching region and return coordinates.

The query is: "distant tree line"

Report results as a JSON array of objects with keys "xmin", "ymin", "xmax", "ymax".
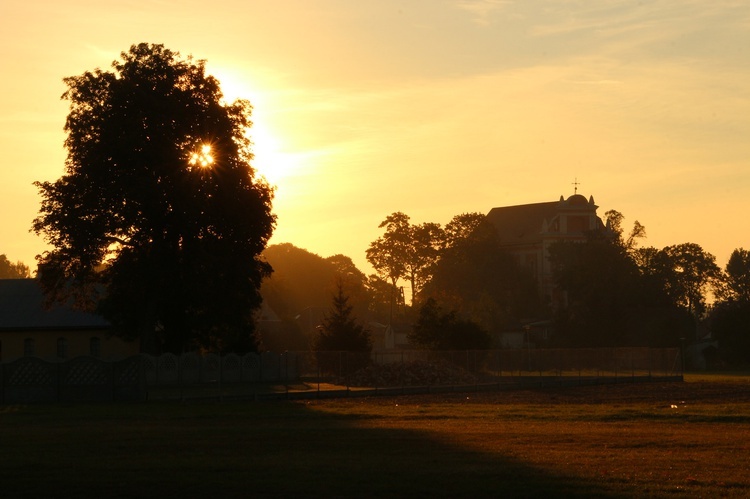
[
  {"xmin": 359, "ymin": 209, "xmax": 750, "ymax": 365},
  {"xmin": 0, "ymin": 254, "xmax": 31, "ymax": 279}
]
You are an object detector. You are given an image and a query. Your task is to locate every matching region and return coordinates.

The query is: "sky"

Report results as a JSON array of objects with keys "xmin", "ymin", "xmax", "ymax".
[{"xmin": 1, "ymin": 0, "xmax": 748, "ymax": 276}]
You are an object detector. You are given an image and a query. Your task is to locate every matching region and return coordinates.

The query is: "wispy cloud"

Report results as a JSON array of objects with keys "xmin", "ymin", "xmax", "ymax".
[{"xmin": 454, "ymin": 0, "xmax": 510, "ymax": 26}]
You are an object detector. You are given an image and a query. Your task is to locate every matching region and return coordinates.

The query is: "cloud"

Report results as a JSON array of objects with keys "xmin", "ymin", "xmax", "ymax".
[{"xmin": 454, "ymin": 0, "xmax": 510, "ymax": 25}]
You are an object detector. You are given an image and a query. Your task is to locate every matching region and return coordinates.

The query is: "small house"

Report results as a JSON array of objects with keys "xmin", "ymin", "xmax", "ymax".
[{"xmin": 0, "ymin": 279, "xmax": 138, "ymax": 361}]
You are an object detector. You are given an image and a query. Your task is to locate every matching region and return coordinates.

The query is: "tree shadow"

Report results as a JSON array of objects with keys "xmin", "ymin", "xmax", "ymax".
[{"xmin": 0, "ymin": 400, "xmax": 629, "ymax": 498}]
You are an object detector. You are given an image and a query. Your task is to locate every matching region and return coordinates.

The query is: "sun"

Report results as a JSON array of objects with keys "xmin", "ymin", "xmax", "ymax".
[
  {"xmin": 188, "ymin": 144, "xmax": 214, "ymax": 168},
  {"xmin": 207, "ymin": 64, "xmax": 302, "ymax": 185},
  {"xmin": 250, "ymin": 123, "xmax": 301, "ymax": 186}
]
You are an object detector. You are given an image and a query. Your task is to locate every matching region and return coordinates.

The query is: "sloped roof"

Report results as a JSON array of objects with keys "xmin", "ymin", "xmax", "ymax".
[
  {"xmin": 486, "ymin": 201, "xmax": 559, "ymax": 246},
  {"xmin": 0, "ymin": 279, "xmax": 110, "ymax": 331}
]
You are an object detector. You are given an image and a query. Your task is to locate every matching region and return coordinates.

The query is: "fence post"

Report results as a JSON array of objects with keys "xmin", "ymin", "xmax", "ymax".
[
  {"xmin": 613, "ymin": 347, "xmax": 618, "ymax": 380},
  {"xmin": 110, "ymin": 360, "xmax": 115, "ymax": 402},
  {"xmin": 219, "ymin": 353, "xmax": 223, "ymax": 403},
  {"xmin": 680, "ymin": 338, "xmax": 686, "ymax": 378},
  {"xmin": 56, "ymin": 360, "xmax": 61, "ymax": 403}
]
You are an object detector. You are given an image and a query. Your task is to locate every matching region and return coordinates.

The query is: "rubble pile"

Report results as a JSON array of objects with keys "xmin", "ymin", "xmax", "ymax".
[{"xmin": 344, "ymin": 359, "xmax": 477, "ymax": 387}]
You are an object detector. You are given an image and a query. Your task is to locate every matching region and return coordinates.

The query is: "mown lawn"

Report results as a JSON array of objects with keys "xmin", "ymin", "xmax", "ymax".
[{"xmin": 1, "ymin": 374, "xmax": 749, "ymax": 498}]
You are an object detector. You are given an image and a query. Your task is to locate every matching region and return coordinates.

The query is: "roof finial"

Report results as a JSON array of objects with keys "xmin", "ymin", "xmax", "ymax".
[{"xmin": 572, "ymin": 177, "xmax": 580, "ymax": 194}]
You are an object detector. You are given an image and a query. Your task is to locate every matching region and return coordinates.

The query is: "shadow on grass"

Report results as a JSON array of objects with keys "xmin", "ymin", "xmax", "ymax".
[{"xmin": 0, "ymin": 401, "xmax": 627, "ymax": 498}]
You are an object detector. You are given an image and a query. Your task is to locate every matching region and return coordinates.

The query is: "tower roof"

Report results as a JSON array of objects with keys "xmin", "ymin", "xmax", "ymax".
[{"xmin": 486, "ymin": 193, "xmax": 602, "ymax": 245}]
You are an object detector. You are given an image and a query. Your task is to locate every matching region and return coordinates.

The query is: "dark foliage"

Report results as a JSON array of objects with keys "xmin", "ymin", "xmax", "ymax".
[
  {"xmin": 313, "ymin": 281, "xmax": 372, "ymax": 353},
  {"xmin": 710, "ymin": 300, "xmax": 750, "ymax": 366},
  {"xmin": 410, "ymin": 298, "xmax": 491, "ymax": 350},
  {"xmin": 261, "ymin": 244, "xmax": 369, "ymax": 322},
  {"xmin": 312, "ymin": 281, "xmax": 372, "ymax": 375},
  {"xmin": 549, "ymin": 235, "xmax": 705, "ymax": 347},
  {"xmin": 716, "ymin": 248, "xmax": 750, "ymax": 303},
  {"xmin": 32, "ymin": 43, "xmax": 275, "ymax": 353},
  {"xmin": 710, "ymin": 248, "xmax": 750, "ymax": 365},
  {"xmin": 260, "ymin": 244, "xmax": 371, "ymax": 350},
  {"xmin": 366, "ymin": 212, "xmax": 443, "ymax": 304},
  {"xmin": 422, "ymin": 214, "xmax": 541, "ymax": 333}
]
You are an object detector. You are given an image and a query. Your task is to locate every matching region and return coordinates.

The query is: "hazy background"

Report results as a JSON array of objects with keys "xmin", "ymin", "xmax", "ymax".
[{"xmin": 1, "ymin": 0, "xmax": 748, "ymax": 273}]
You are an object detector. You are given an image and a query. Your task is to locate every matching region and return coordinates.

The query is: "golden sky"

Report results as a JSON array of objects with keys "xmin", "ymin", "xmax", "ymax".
[{"xmin": 1, "ymin": 0, "xmax": 748, "ymax": 275}]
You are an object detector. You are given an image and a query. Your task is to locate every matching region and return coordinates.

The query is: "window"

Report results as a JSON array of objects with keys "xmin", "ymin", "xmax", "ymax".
[
  {"xmin": 567, "ymin": 215, "xmax": 589, "ymax": 233},
  {"xmin": 90, "ymin": 337, "xmax": 101, "ymax": 358},
  {"xmin": 24, "ymin": 338, "xmax": 35, "ymax": 357},
  {"xmin": 57, "ymin": 337, "xmax": 68, "ymax": 359}
]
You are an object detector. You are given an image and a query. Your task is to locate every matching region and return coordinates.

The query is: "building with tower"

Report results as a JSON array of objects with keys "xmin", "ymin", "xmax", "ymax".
[{"xmin": 486, "ymin": 192, "xmax": 609, "ymax": 307}]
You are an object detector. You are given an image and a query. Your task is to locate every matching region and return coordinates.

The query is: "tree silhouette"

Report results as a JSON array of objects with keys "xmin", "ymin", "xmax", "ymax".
[
  {"xmin": 710, "ymin": 248, "xmax": 750, "ymax": 365},
  {"xmin": 311, "ymin": 279, "xmax": 372, "ymax": 375},
  {"xmin": 715, "ymin": 248, "xmax": 750, "ymax": 303},
  {"xmin": 409, "ymin": 298, "xmax": 491, "ymax": 350},
  {"xmin": 0, "ymin": 254, "xmax": 30, "ymax": 279},
  {"xmin": 659, "ymin": 243, "xmax": 720, "ymax": 317},
  {"xmin": 32, "ymin": 43, "xmax": 275, "ymax": 353},
  {"xmin": 423, "ymin": 213, "xmax": 540, "ymax": 333},
  {"xmin": 312, "ymin": 280, "xmax": 372, "ymax": 353},
  {"xmin": 366, "ymin": 212, "xmax": 443, "ymax": 305}
]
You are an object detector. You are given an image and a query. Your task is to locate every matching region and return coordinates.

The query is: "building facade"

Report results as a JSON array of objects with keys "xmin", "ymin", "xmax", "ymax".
[
  {"xmin": 0, "ymin": 279, "xmax": 139, "ymax": 362},
  {"xmin": 486, "ymin": 193, "xmax": 608, "ymax": 306}
]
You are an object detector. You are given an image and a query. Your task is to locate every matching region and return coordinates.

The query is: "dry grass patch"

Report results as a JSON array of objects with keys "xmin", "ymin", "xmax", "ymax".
[
  {"xmin": 303, "ymin": 378, "xmax": 750, "ymax": 497},
  {"xmin": 1, "ymin": 375, "xmax": 749, "ymax": 498}
]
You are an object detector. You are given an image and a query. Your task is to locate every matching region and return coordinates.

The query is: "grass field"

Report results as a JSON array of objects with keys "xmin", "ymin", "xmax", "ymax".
[{"xmin": 1, "ymin": 374, "xmax": 749, "ymax": 498}]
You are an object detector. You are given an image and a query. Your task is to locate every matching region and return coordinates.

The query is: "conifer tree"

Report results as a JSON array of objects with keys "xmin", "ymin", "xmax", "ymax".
[{"xmin": 313, "ymin": 280, "xmax": 372, "ymax": 352}]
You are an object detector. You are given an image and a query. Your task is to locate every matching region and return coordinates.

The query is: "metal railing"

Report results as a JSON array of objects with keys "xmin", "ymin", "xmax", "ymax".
[{"xmin": 0, "ymin": 347, "xmax": 682, "ymax": 403}]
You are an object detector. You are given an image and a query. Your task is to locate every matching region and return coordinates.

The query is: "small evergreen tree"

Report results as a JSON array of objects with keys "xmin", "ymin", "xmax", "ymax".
[
  {"xmin": 313, "ymin": 280, "xmax": 372, "ymax": 352},
  {"xmin": 312, "ymin": 280, "xmax": 371, "ymax": 376}
]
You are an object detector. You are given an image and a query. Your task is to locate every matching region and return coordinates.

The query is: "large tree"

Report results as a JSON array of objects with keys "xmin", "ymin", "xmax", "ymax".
[
  {"xmin": 604, "ymin": 209, "xmax": 646, "ymax": 252},
  {"xmin": 422, "ymin": 213, "xmax": 541, "ymax": 333},
  {"xmin": 549, "ymin": 234, "xmax": 643, "ymax": 346},
  {"xmin": 32, "ymin": 43, "xmax": 276, "ymax": 353},
  {"xmin": 659, "ymin": 243, "xmax": 720, "ymax": 317},
  {"xmin": 365, "ymin": 212, "xmax": 443, "ymax": 306},
  {"xmin": 710, "ymin": 248, "xmax": 750, "ymax": 365},
  {"xmin": 715, "ymin": 248, "xmax": 750, "ymax": 303}
]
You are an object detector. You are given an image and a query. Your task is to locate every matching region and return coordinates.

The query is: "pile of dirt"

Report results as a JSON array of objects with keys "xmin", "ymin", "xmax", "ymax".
[
  {"xmin": 346, "ymin": 379, "xmax": 750, "ymax": 406},
  {"xmin": 344, "ymin": 359, "xmax": 478, "ymax": 387}
]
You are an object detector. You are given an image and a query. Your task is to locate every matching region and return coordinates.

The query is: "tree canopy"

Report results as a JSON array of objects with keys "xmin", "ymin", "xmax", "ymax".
[
  {"xmin": 548, "ymin": 221, "xmax": 718, "ymax": 347},
  {"xmin": 422, "ymin": 213, "xmax": 541, "ymax": 333},
  {"xmin": 312, "ymin": 279, "xmax": 372, "ymax": 353},
  {"xmin": 32, "ymin": 43, "xmax": 276, "ymax": 353},
  {"xmin": 0, "ymin": 254, "xmax": 31, "ymax": 279},
  {"xmin": 366, "ymin": 212, "xmax": 443, "ymax": 305},
  {"xmin": 715, "ymin": 248, "xmax": 750, "ymax": 303},
  {"xmin": 409, "ymin": 298, "xmax": 491, "ymax": 350},
  {"xmin": 709, "ymin": 248, "xmax": 750, "ymax": 365}
]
